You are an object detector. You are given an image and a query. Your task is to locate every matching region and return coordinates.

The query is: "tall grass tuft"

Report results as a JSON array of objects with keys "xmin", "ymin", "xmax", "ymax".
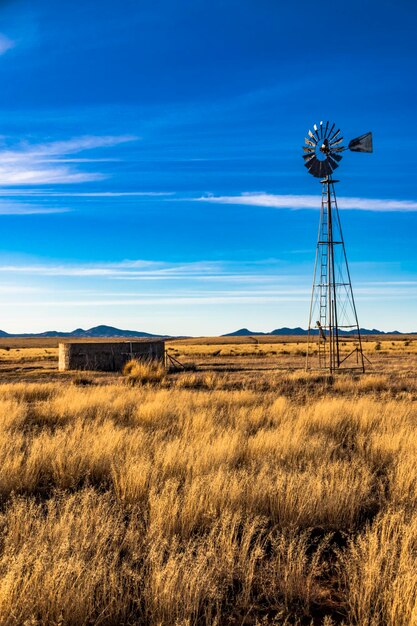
[{"xmin": 122, "ymin": 358, "xmax": 166, "ymax": 385}]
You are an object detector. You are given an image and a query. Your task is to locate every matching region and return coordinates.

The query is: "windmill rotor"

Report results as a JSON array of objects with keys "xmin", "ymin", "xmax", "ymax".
[
  {"xmin": 303, "ymin": 121, "xmax": 345, "ymax": 178},
  {"xmin": 303, "ymin": 122, "xmax": 373, "ymax": 178}
]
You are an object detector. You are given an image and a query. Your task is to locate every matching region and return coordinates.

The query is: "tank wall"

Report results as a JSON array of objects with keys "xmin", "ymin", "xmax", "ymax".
[{"xmin": 58, "ymin": 341, "xmax": 165, "ymax": 371}]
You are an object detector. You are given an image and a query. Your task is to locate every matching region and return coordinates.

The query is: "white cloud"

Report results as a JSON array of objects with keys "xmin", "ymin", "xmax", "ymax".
[
  {"xmin": 0, "ymin": 135, "xmax": 137, "ymax": 186},
  {"xmin": 0, "ymin": 34, "xmax": 14, "ymax": 55},
  {"xmin": 196, "ymin": 193, "xmax": 417, "ymax": 212}
]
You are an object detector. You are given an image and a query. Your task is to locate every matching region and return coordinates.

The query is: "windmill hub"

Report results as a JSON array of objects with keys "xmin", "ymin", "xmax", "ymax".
[
  {"xmin": 319, "ymin": 139, "xmax": 330, "ymax": 155},
  {"xmin": 303, "ymin": 121, "xmax": 373, "ymax": 373}
]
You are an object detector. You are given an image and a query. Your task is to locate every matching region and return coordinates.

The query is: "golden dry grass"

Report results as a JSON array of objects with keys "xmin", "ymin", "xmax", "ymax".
[
  {"xmin": 168, "ymin": 339, "xmax": 417, "ymax": 359},
  {"xmin": 0, "ymin": 370, "xmax": 414, "ymax": 624}
]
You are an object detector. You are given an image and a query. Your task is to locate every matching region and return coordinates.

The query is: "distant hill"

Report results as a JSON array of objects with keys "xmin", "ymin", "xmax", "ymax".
[
  {"xmin": 224, "ymin": 327, "xmax": 408, "ymax": 337},
  {"xmin": 0, "ymin": 325, "xmax": 168, "ymax": 339},
  {"xmin": 270, "ymin": 327, "xmax": 308, "ymax": 336},
  {"xmin": 67, "ymin": 325, "xmax": 163, "ymax": 338},
  {"xmin": 222, "ymin": 328, "xmax": 265, "ymax": 337}
]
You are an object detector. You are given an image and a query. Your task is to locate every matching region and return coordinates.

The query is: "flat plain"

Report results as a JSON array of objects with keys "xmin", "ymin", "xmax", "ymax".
[{"xmin": 0, "ymin": 335, "xmax": 416, "ymax": 625}]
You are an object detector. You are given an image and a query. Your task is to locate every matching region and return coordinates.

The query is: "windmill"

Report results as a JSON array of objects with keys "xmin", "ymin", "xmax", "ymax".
[{"xmin": 303, "ymin": 122, "xmax": 373, "ymax": 372}]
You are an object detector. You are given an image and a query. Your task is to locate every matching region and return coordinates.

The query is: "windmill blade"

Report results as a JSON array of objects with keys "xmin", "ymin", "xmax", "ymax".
[
  {"xmin": 303, "ymin": 153, "xmax": 315, "ymax": 162},
  {"xmin": 325, "ymin": 161, "xmax": 333, "ymax": 177},
  {"xmin": 305, "ymin": 158, "xmax": 319, "ymax": 177},
  {"xmin": 326, "ymin": 160, "xmax": 335, "ymax": 176},
  {"xmin": 310, "ymin": 160, "xmax": 322, "ymax": 178},
  {"xmin": 327, "ymin": 155, "xmax": 340, "ymax": 171},
  {"xmin": 305, "ymin": 156, "xmax": 318, "ymax": 170},
  {"xmin": 303, "ymin": 146, "xmax": 315, "ymax": 153},
  {"xmin": 327, "ymin": 122, "xmax": 335, "ymax": 138},
  {"xmin": 312, "ymin": 124, "xmax": 320, "ymax": 141},
  {"xmin": 329, "ymin": 128, "xmax": 341, "ymax": 141},
  {"xmin": 324, "ymin": 121, "xmax": 329, "ymax": 137},
  {"xmin": 311, "ymin": 163, "xmax": 321, "ymax": 178},
  {"xmin": 328, "ymin": 152, "xmax": 342, "ymax": 162},
  {"xmin": 305, "ymin": 137, "xmax": 316, "ymax": 147},
  {"xmin": 348, "ymin": 131, "xmax": 373, "ymax": 153},
  {"xmin": 330, "ymin": 136, "xmax": 344, "ymax": 147},
  {"xmin": 308, "ymin": 130, "xmax": 315, "ymax": 140},
  {"xmin": 331, "ymin": 146, "xmax": 345, "ymax": 153},
  {"xmin": 319, "ymin": 121, "xmax": 324, "ymax": 139}
]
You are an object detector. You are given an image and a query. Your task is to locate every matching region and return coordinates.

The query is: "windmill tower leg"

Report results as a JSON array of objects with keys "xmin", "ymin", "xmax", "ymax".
[
  {"xmin": 330, "ymin": 179, "xmax": 365, "ymax": 373},
  {"xmin": 307, "ymin": 178, "xmax": 331, "ymax": 370}
]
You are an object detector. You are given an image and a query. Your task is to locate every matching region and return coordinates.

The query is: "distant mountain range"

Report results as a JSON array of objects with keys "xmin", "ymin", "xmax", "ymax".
[
  {"xmin": 0, "ymin": 324, "xmax": 410, "ymax": 339},
  {"xmin": 223, "ymin": 327, "xmax": 407, "ymax": 337},
  {"xmin": 0, "ymin": 325, "xmax": 168, "ymax": 339}
]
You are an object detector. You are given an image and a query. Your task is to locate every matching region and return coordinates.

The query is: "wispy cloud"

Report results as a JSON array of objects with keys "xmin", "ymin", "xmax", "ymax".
[
  {"xmin": 0, "ymin": 135, "xmax": 137, "ymax": 161},
  {"xmin": 0, "ymin": 285, "xmax": 42, "ymax": 294},
  {"xmin": 196, "ymin": 193, "xmax": 417, "ymax": 212},
  {"xmin": 1, "ymin": 259, "xmax": 416, "ymax": 302},
  {"xmin": 0, "ymin": 190, "xmax": 172, "ymax": 198},
  {"xmin": 0, "ymin": 200, "xmax": 69, "ymax": 215},
  {"xmin": 0, "ymin": 135, "xmax": 137, "ymax": 185},
  {"xmin": 4, "ymin": 285, "xmax": 417, "ymax": 308},
  {"xmin": 0, "ymin": 167, "xmax": 102, "ymax": 185},
  {"xmin": 0, "ymin": 258, "xmax": 287, "ymax": 281},
  {"xmin": 1, "ymin": 258, "xmax": 417, "ymax": 322},
  {"xmin": 10, "ymin": 295, "xmax": 311, "ymax": 307},
  {"xmin": 0, "ymin": 34, "xmax": 14, "ymax": 56}
]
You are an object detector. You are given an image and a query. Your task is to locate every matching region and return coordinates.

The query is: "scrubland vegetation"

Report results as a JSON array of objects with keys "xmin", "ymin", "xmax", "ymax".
[{"xmin": 0, "ymin": 359, "xmax": 416, "ymax": 625}]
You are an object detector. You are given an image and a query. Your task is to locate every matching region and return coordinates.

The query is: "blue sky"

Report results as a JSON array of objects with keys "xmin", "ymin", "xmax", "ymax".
[{"xmin": 0, "ymin": 0, "xmax": 416, "ymax": 334}]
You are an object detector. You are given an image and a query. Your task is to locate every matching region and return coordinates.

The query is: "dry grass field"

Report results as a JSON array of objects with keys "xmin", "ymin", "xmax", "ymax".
[{"xmin": 0, "ymin": 336, "xmax": 416, "ymax": 624}]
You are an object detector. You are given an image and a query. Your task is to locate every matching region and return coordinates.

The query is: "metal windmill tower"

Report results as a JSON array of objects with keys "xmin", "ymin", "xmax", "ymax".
[{"xmin": 303, "ymin": 122, "xmax": 373, "ymax": 373}]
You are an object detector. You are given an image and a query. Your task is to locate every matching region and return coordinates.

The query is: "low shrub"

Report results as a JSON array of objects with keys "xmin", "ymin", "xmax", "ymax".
[{"xmin": 72, "ymin": 374, "xmax": 95, "ymax": 386}]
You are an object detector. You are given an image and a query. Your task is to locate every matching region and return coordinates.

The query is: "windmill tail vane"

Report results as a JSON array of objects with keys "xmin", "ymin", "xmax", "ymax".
[{"xmin": 303, "ymin": 121, "xmax": 373, "ymax": 373}]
